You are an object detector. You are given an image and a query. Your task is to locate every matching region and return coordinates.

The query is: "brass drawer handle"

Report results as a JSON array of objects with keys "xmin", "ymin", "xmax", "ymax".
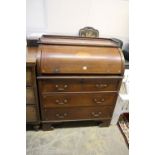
[
  {"xmin": 55, "ymin": 99, "xmax": 68, "ymax": 105},
  {"xmin": 55, "ymin": 84, "xmax": 68, "ymax": 91},
  {"xmin": 93, "ymin": 98, "xmax": 105, "ymax": 104},
  {"xmin": 95, "ymin": 84, "xmax": 108, "ymax": 88},
  {"xmin": 56, "ymin": 113, "xmax": 67, "ymax": 119},
  {"xmin": 91, "ymin": 112, "xmax": 102, "ymax": 117}
]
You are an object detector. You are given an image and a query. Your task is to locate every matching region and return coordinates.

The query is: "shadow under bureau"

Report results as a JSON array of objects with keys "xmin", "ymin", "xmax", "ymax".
[{"xmin": 26, "ymin": 35, "xmax": 125, "ymax": 130}]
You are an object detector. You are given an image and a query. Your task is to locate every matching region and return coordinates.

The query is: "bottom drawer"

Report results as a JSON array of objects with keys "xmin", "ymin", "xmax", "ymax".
[
  {"xmin": 26, "ymin": 105, "xmax": 37, "ymax": 122},
  {"xmin": 43, "ymin": 106, "xmax": 114, "ymax": 121}
]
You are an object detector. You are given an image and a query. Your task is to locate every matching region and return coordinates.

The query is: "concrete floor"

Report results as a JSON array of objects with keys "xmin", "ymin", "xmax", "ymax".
[{"xmin": 26, "ymin": 125, "xmax": 128, "ymax": 155}]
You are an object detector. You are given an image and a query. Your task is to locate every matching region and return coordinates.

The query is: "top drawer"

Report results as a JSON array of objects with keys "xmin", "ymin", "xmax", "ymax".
[
  {"xmin": 38, "ymin": 76, "xmax": 121, "ymax": 92},
  {"xmin": 37, "ymin": 45, "xmax": 124, "ymax": 75}
]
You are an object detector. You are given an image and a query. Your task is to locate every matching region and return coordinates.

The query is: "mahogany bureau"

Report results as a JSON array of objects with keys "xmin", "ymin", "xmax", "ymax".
[
  {"xmin": 26, "ymin": 35, "xmax": 125, "ymax": 130},
  {"xmin": 35, "ymin": 35, "xmax": 125, "ymax": 130}
]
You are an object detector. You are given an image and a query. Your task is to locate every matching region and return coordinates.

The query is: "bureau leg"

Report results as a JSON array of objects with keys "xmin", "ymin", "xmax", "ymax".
[
  {"xmin": 33, "ymin": 125, "xmax": 40, "ymax": 131},
  {"xmin": 99, "ymin": 120, "xmax": 110, "ymax": 127},
  {"xmin": 42, "ymin": 123, "xmax": 54, "ymax": 131}
]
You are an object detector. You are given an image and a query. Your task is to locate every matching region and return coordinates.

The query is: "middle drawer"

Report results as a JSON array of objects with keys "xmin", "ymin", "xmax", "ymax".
[{"xmin": 41, "ymin": 92, "xmax": 117, "ymax": 108}]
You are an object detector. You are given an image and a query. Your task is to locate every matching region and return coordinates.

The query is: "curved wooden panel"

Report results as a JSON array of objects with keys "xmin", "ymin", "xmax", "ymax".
[{"xmin": 39, "ymin": 45, "xmax": 123, "ymax": 75}]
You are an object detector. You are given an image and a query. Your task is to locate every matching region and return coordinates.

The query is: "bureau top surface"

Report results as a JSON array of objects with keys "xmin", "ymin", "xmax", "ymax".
[{"xmin": 39, "ymin": 35, "xmax": 119, "ymax": 47}]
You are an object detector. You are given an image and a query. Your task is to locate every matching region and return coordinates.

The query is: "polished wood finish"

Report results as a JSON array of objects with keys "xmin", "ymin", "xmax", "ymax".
[
  {"xmin": 38, "ymin": 77, "xmax": 120, "ymax": 93},
  {"xmin": 40, "ymin": 92, "xmax": 117, "ymax": 108},
  {"xmin": 38, "ymin": 45, "xmax": 123, "ymax": 75}
]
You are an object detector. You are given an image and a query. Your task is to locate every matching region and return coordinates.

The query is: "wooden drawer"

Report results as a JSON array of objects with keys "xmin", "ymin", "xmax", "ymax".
[
  {"xmin": 26, "ymin": 67, "xmax": 33, "ymax": 86},
  {"xmin": 26, "ymin": 87, "xmax": 35, "ymax": 104},
  {"xmin": 38, "ymin": 77, "xmax": 120, "ymax": 93},
  {"xmin": 26, "ymin": 105, "xmax": 37, "ymax": 122},
  {"xmin": 43, "ymin": 106, "xmax": 113, "ymax": 121},
  {"xmin": 41, "ymin": 92, "xmax": 117, "ymax": 108}
]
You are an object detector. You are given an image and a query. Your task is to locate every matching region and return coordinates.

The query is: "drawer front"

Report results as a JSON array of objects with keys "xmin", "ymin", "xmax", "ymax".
[
  {"xmin": 39, "ymin": 78, "xmax": 119, "ymax": 93},
  {"xmin": 43, "ymin": 106, "xmax": 114, "ymax": 121},
  {"xmin": 26, "ymin": 67, "xmax": 33, "ymax": 86},
  {"xmin": 41, "ymin": 92, "xmax": 117, "ymax": 108},
  {"xmin": 26, "ymin": 87, "xmax": 35, "ymax": 104},
  {"xmin": 26, "ymin": 105, "xmax": 37, "ymax": 122}
]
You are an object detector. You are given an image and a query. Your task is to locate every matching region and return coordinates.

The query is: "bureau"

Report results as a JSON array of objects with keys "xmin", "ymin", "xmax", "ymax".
[{"xmin": 35, "ymin": 35, "xmax": 125, "ymax": 130}]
